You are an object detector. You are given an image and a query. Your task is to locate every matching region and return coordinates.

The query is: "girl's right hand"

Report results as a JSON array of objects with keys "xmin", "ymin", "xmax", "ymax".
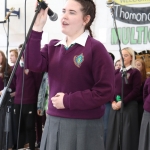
[
  {"xmin": 33, "ymin": 2, "xmax": 49, "ymax": 32},
  {"xmin": 112, "ymin": 101, "xmax": 120, "ymax": 110},
  {"xmin": 37, "ymin": 109, "xmax": 43, "ymax": 116}
]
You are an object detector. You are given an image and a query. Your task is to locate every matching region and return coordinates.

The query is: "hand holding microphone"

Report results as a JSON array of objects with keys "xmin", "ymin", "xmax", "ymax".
[
  {"xmin": 37, "ymin": 0, "xmax": 58, "ymax": 21},
  {"xmin": 33, "ymin": 7, "xmax": 48, "ymax": 32},
  {"xmin": 33, "ymin": 0, "xmax": 58, "ymax": 32}
]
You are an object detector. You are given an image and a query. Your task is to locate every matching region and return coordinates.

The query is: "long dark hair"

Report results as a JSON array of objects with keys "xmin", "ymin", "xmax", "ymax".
[{"xmin": 0, "ymin": 50, "xmax": 12, "ymax": 79}]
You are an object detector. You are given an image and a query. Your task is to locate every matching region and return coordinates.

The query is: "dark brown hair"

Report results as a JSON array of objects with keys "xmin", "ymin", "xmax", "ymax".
[
  {"xmin": 115, "ymin": 60, "xmax": 120, "ymax": 66},
  {"xmin": 74, "ymin": 0, "xmax": 96, "ymax": 37},
  {"xmin": 0, "ymin": 50, "xmax": 12, "ymax": 79}
]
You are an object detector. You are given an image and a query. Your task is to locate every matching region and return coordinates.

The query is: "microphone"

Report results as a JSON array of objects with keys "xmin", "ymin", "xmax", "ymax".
[
  {"xmin": 37, "ymin": 0, "xmax": 58, "ymax": 21},
  {"xmin": 5, "ymin": 7, "xmax": 15, "ymax": 21}
]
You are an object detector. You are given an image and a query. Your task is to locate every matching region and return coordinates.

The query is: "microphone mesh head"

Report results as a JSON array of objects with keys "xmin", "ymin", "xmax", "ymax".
[{"xmin": 49, "ymin": 13, "xmax": 58, "ymax": 21}]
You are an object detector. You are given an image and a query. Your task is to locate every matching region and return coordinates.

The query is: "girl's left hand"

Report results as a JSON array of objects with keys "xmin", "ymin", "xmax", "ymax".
[{"xmin": 51, "ymin": 92, "xmax": 65, "ymax": 109}]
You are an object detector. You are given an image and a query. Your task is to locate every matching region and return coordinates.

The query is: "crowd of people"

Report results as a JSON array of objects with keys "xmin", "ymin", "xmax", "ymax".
[
  {"xmin": 0, "ymin": 47, "xmax": 48, "ymax": 150},
  {"xmin": 0, "ymin": 46, "xmax": 149, "ymax": 150},
  {"xmin": 0, "ymin": 0, "xmax": 150, "ymax": 150},
  {"xmin": 105, "ymin": 49, "xmax": 147, "ymax": 150}
]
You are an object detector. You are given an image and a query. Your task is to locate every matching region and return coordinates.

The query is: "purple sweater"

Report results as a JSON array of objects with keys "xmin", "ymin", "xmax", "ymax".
[
  {"xmin": 143, "ymin": 78, "xmax": 150, "ymax": 112},
  {"xmin": 13, "ymin": 65, "xmax": 42, "ymax": 104},
  {"xmin": 114, "ymin": 68, "xmax": 141, "ymax": 103},
  {"xmin": 26, "ymin": 30, "xmax": 115, "ymax": 119}
]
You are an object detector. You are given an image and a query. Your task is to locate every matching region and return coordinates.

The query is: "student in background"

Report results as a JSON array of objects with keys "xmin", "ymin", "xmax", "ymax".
[
  {"xmin": 12, "ymin": 49, "xmax": 42, "ymax": 150},
  {"xmin": 106, "ymin": 47, "xmax": 141, "ymax": 150},
  {"xmin": 103, "ymin": 52, "xmax": 115, "ymax": 147},
  {"xmin": 138, "ymin": 77, "xmax": 150, "ymax": 150},
  {"xmin": 36, "ymin": 72, "xmax": 48, "ymax": 148},
  {"xmin": 0, "ymin": 50, "xmax": 13, "ymax": 149},
  {"xmin": 9, "ymin": 49, "xmax": 18, "ymax": 149},
  {"xmin": 135, "ymin": 59, "xmax": 147, "ymax": 83},
  {"xmin": 9, "ymin": 49, "xmax": 18, "ymax": 65},
  {"xmin": 135, "ymin": 58, "xmax": 147, "ymax": 129},
  {"xmin": 114, "ymin": 59, "xmax": 121, "ymax": 70},
  {"xmin": 108, "ymin": 52, "xmax": 115, "ymax": 63}
]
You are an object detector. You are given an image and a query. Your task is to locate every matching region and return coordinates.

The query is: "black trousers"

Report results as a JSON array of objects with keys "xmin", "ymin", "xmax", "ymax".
[{"xmin": 13, "ymin": 103, "xmax": 36, "ymax": 150}]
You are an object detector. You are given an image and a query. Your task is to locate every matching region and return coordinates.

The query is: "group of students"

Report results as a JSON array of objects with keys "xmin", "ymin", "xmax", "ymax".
[
  {"xmin": 0, "ymin": 0, "xmax": 150, "ymax": 150},
  {"xmin": 0, "ymin": 46, "xmax": 49, "ymax": 150},
  {"xmin": 104, "ymin": 48, "xmax": 149, "ymax": 150}
]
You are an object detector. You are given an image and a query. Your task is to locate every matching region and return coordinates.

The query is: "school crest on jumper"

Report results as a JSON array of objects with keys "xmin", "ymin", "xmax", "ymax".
[{"xmin": 74, "ymin": 53, "xmax": 84, "ymax": 68}]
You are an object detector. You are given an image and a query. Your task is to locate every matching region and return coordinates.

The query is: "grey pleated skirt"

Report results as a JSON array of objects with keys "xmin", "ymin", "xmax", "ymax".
[
  {"xmin": 138, "ymin": 110, "xmax": 150, "ymax": 150},
  {"xmin": 106, "ymin": 101, "xmax": 139, "ymax": 150},
  {"xmin": 40, "ymin": 115, "xmax": 105, "ymax": 150}
]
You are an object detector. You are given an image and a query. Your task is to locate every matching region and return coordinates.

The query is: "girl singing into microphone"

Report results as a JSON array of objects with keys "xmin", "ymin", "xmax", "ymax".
[{"xmin": 26, "ymin": 0, "xmax": 115, "ymax": 149}]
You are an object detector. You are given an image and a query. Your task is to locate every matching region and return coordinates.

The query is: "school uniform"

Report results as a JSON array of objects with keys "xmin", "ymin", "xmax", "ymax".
[
  {"xmin": 0, "ymin": 72, "xmax": 13, "ymax": 149},
  {"xmin": 0, "ymin": 77, "xmax": 8, "ymax": 149},
  {"xmin": 138, "ymin": 77, "xmax": 150, "ymax": 150},
  {"xmin": 106, "ymin": 66, "xmax": 142, "ymax": 150},
  {"xmin": 13, "ymin": 64, "xmax": 42, "ymax": 150},
  {"xmin": 36, "ymin": 72, "xmax": 48, "ymax": 146},
  {"xmin": 26, "ymin": 30, "xmax": 115, "ymax": 150},
  {"xmin": 136, "ymin": 80, "xmax": 145, "ymax": 130}
]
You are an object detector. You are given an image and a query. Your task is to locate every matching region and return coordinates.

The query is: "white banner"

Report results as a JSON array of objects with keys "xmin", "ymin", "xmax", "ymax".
[
  {"xmin": 106, "ymin": 3, "xmax": 150, "ymax": 51},
  {"xmin": 114, "ymin": 0, "xmax": 150, "ymax": 5}
]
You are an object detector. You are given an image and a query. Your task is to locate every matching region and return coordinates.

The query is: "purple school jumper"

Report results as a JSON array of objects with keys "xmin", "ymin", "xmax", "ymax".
[
  {"xmin": 114, "ymin": 68, "xmax": 142, "ymax": 103},
  {"xmin": 138, "ymin": 75, "xmax": 150, "ymax": 150},
  {"xmin": 13, "ymin": 65, "xmax": 42, "ymax": 104},
  {"xmin": 106, "ymin": 67, "xmax": 142, "ymax": 150},
  {"xmin": 143, "ymin": 77, "xmax": 150, "ymax": 112},
  {"xmin": 26, "ymin": 30, "xmax": 115, "ymax": 119}
]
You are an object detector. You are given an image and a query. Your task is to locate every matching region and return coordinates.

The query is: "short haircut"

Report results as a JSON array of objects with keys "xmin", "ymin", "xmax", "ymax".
[{"xmin": 10, "ymin": 49, "xmax": 18, "ymax": 58}]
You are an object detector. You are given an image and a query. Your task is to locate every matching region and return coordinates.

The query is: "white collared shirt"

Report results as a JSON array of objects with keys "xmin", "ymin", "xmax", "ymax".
[
  {"xmin": 54, "ymin": 30, "xmax": 89, "ymax": 47},
  {"xmin": 120, "ymin": 65, "xmax": 132, "ymax": 72}
]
